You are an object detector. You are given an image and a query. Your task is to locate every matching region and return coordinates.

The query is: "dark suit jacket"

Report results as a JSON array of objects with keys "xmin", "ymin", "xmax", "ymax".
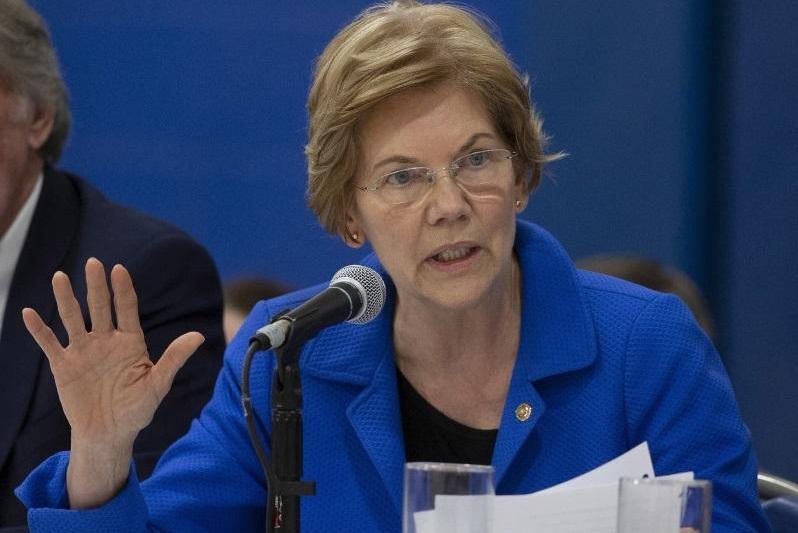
[{"xmin": 0, "ymin": 167, "xmax": 225, "ymax": 527}]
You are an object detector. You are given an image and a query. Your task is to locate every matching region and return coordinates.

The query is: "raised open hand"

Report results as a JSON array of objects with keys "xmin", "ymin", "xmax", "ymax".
[{"xmin": 21, "ymin": 257, "xmax": 204, "ymax": 448}]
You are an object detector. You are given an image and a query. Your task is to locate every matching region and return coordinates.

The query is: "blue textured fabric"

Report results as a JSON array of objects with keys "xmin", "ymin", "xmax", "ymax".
[{"xmin": 16, "ymin": 220, "xmax": 771, "ymax": 532}]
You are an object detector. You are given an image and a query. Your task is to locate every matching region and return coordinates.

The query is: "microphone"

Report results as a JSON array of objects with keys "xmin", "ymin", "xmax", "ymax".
[{"xmin": 251, "ymin": 265, "xmax": 386, "ymax": 350}]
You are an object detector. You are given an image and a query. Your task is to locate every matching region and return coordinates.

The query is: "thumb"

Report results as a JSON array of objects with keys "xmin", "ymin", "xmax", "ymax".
[{"xmin": 151, "ymin": 332, "xmax": 205, "ymax": 400}]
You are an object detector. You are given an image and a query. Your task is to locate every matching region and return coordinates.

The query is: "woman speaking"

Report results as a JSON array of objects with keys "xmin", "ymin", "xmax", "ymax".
[{"xmin": 18, "ymin": 1, "xmax": 768, "ymax": 531}]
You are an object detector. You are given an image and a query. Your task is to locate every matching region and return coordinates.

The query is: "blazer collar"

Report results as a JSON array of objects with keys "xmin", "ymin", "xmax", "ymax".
[
  {"xmin": 300, "ymin": 219, "xmax": 596, "ymax": 385},
  {"xmin": 0, "ymin": 167, "xmax": 81, "ymax": 470},
  {"xmin": 513, "ymin": 219, "xmax": 596, "ymax": 382},
  {"xmin": 299, "ymin": 251, "xmax": 395, "ymax": 386}
]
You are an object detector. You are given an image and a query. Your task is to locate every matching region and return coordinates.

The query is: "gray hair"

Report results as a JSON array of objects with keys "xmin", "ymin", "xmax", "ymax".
[{"xmin": 0, "ymin": 0, "xmax": 70, "ymax": 163}]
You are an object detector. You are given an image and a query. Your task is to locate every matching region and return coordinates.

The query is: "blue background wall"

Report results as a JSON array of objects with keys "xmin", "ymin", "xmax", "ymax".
[{"xmin": 30, "ymin": 1, "xmax": 797, "ymax": 480}]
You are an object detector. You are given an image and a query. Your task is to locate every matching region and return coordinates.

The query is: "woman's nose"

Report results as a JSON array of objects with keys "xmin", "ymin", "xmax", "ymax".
[{"xmin": 424, "ymin": 170, "xmax": 470, "ymax": 224}]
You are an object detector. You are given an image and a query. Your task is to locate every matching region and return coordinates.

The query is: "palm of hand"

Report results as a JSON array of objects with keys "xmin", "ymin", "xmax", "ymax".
[
  {"xmin": 54, "ymin": 329, "xmax": 160, "ymax": 439},
  {"xmin": 22, "ymin": 258, "xmax": 204, "ymax": 445}
]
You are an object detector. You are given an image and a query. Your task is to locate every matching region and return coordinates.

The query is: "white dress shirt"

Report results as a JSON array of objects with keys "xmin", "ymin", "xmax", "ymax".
[{"xmin": 0, "ymin": 174, "xmax": 43, "ymax": 339}]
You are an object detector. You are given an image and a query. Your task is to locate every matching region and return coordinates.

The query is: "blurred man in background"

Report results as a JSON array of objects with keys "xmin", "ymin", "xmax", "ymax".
[{"xmin": 0, "ymin": 1, "xmax": 225, "ymax": 527}]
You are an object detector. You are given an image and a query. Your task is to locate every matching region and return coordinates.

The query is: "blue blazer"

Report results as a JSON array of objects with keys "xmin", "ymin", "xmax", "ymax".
[
  {"xmin": 1, "ymin": 168, "xmax": 225, "ymax": 528},
  {"xmin": 17, "ymin": 220, "xmax": 770, "ymax": 532}
]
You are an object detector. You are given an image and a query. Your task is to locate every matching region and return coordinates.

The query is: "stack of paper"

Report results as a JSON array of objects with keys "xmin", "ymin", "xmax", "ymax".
[{"xmin": 413, "ymin": 442, "xmax": 694, "ymax": 533}]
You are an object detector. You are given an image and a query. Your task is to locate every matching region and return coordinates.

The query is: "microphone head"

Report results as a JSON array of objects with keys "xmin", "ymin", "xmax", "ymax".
[{"xmin": 330, "ymin": 265, "xmax": 386, "ymax": 325}]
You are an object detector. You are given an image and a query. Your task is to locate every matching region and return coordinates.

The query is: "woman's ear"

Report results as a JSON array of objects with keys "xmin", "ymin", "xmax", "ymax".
[
  {"xmin": 513, "ymin": 173, "xmax": 528, "ymax": 213},
  {"xmin": 343, "ymin": 211, "xmax": 366, "ymax": 249}
]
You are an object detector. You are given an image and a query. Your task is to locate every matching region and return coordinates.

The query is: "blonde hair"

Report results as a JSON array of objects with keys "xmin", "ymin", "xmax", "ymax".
[{"xmin": 306, "ymin": 0, "xmax": 561, "ymax": 237}]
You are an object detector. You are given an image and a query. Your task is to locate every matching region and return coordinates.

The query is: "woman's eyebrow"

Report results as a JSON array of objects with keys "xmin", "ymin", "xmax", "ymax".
[
  {"xmin": 372, "ymin": 155, "xmax": 420, "ymax": 174},
  {"xmin": 457, "ymin": 132, "xmax": 497, "ymax": 153},
  {"xmin": 371, "ymin": 132, "xmax": 498, "ymax": 173}
]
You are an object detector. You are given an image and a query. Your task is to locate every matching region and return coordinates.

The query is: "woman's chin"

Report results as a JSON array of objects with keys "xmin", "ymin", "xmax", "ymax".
[{"xmin": 410, "ymin": 276, "xmax": 495, "ymax": 312}]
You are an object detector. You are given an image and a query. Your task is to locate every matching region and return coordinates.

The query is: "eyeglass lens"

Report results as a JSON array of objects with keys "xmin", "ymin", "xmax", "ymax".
[{"xmin": 377, "ymin": 149, "xmax": 513, "ymax": 205}]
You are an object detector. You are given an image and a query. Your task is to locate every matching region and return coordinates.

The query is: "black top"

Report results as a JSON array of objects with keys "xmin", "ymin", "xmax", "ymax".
[{"xmin": 397, "ymin": 369, "xmax": 498, "ymax": 465}]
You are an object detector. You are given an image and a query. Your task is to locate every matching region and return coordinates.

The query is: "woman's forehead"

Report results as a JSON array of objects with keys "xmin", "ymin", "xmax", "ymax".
[{"xmin": 357, "ymin": 84, "xmax": 498, "ymax": 168}]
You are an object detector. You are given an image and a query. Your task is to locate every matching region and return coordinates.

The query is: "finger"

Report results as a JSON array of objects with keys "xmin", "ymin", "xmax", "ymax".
[
  {"xmin": 111, "ymin": 264, "xmax": 141, "ymax": 333},
  {"xmin": 151, "ymin": 332, "xmax": 205, "ymax": 400},
  {"xmin": 52, "ymin": 271, "xmax": 87, "ymax": 340},
  {"xmin": 85, "ymin": 258, "xmax": 113, "ymax": 333},
  {"xmin": 22, "ymin": 307, "xmax": 65, "ymax": 361}
]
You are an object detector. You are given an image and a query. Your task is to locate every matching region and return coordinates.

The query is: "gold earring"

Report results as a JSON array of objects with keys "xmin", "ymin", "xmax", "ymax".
[
  {"xmin": 351, "ymin": 231, "xmax": 359, "ymax": 243},
  {"xmin": 515, "ymin": 200, "xmax": 522, "ymax": 209}
]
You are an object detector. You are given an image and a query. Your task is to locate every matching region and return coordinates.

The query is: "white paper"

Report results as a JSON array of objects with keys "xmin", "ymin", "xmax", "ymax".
[
  {"xmin": 414, "ymin": 496, "xmax": 493, "ymax": 533},
  {"xmin": 616, "ymin": 482, "xmax": 682, "ymax": 533},
  {"xmin": 436, "ymin": 442, "xmax": 653, "ymax": 532},
  {"xmin": 493, "ymin": 483, "xmax": 620, "ymax": 532},
  {"xmin": 658, "ymin": 471, "xmax": 695, "ymax": 481},
  {"xmin": 536, "ymin": 441, "xmax": 654, "ymax": 494},
  {"xmin": 413, "ymin": 509, "xmax": 437, "ymax": 533},
  {"xmin": 410, "ymin": 442, "xmax": 696, "ymax": 533}
]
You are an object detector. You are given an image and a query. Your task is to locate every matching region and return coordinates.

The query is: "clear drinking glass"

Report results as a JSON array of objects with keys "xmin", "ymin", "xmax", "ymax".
[
  {"xmin": 616, "ymin": 477, "xmax": 712, "ymax": 533},
  {"xmin": 403, "ymin": 462, "xmax": 495, "ymax": 533}
]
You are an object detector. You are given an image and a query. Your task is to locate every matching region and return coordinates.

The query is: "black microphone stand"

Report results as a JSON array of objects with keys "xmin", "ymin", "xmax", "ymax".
[
  {"xmin": 266, "ymin": 324, "xmax": 316, "ymax": 533},
  {"xmin": 243, "ymin": 268, "xmax": 383, "ymax": 531}
]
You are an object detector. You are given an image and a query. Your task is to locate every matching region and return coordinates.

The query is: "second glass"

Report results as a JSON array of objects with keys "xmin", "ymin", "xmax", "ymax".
[{"xmin": 616, "ymin": 477, "xmax": 712, "ymax": 532}]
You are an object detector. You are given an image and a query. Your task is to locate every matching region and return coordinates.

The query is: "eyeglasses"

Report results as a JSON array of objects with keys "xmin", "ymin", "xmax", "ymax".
[{"xmin": 357, "ymin": 148, "xmax": 517, "ymax": 205}]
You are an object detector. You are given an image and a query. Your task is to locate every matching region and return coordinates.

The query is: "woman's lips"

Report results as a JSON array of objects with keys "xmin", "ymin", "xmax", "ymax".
[{"xmin": 426, "ymin": 245, "xmax": 481, "ymax": 272}]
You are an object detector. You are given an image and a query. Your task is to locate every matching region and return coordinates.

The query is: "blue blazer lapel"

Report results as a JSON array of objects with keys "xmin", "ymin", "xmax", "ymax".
[
  {"xmin": 492, "ymin": 371, "xmax": 546, "ymax": 484},
  {"xmin": 346, "ymin": 352, "xmax": 405, "ymax": 515},
  {"xmin": 0, "ymin": 169, "xmax": 80, "ymax": 471},
  {"xmin": 302, "ymin": 263, "xmax": 406, "ymax": 515},
  {"xmin": 493, "ymin": 221, "xmax": 597, "ymax": 487}
]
